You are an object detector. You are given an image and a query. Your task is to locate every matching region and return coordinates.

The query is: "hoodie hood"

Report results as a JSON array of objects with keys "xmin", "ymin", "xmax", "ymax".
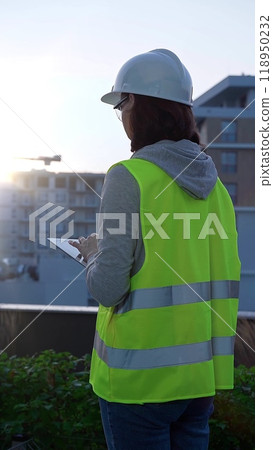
[{"xmin": 132, "ymin": 139, "xmax": 218, "ymax": 199}]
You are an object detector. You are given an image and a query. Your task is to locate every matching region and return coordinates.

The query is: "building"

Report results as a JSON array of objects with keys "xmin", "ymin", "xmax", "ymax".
[
  {"xmin": 0, "ymin": 170, "xmax": 105, "ymax": 265},
  {"xmin": 193, "ymin": 75, "xmax": 255, "ymax": 312},
  {"xmin": 0, "ymin": 170, "xmax": 105, "ymax": 306},
  {"xmin": 193, "ymin": 75, "xmax": 255, "ymax": 206},
  {"xmin": 0, "ymin": 182, "xmax": 19, "ymax": 262}
]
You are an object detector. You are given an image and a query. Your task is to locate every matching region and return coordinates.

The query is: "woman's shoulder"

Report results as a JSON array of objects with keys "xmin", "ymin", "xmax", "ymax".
[
  {"xmin": 106, "ymin": 162, "xmax": 139, "ymax": 188},
  {"xmin": 102, "ymin": 162, "xmax": 140, "ymax": 210}
]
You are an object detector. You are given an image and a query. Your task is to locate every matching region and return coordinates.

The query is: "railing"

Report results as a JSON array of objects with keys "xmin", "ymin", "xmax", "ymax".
[
  {"xmin": 0, "ymin": 304, "xmax": 98, "ymax": 358},
  {"xmin": 0, "ymin": 304, "xmax": 255, "ymax": 367}
]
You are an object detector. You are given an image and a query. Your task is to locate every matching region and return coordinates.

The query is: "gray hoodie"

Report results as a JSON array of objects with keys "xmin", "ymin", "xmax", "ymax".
[{"xmin": 86, "ymin": 139, "xmax": 218, "ymax": 307}]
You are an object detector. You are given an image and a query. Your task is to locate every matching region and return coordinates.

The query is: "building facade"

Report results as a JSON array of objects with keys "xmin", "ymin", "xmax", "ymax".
[
  {"xmin": 193, "ymin": 75, "xmax": 255, "ymax": 206},
  {"xmin": 193, "ymin": 75, "xmax": 255, "ymax": 312},
  {"xmin": 0, "ymin": 170, "xmax": 105, "ymax": 265}
]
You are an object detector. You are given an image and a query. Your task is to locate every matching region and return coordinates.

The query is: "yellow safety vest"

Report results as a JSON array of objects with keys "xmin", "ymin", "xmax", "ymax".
[{"xmin": 90, "ymin": 158, "xmax": 240, "ymax": 403}]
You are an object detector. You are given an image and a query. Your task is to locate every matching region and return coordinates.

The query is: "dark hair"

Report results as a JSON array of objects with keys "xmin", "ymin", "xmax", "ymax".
[{"xmin": 129, "ymin": 94, "xmax": 200, "ymax": 153}]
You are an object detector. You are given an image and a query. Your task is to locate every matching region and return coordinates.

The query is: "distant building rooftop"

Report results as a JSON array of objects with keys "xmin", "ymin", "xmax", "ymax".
[
  {"xmin": 194, "ymin": 75, "xmax": 255, "ymax": 107},
  {"xmin": 193, "ymin": 75, "xmax": 255, "ymax": 122}
]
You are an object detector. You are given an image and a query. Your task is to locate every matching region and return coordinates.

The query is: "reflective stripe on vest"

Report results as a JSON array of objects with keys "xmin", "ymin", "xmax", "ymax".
[
  {"xmin": 94, "ymin": 331, "xmax": 235, "ymax": 370},
  {"xmin": 115, "ymin": 280, "xmax": 239, "ymax": 314}
]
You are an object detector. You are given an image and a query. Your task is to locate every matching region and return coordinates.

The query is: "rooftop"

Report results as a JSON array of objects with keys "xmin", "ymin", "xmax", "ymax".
[{"xmin": 194, "ymin": 75, "xmax": 255, "ymax": 107}]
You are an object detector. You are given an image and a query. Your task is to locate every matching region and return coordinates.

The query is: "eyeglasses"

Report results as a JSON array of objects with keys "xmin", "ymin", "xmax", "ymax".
[{"xmin": 113, "ymin": 96, "xmax": 129, "ymax": 121}]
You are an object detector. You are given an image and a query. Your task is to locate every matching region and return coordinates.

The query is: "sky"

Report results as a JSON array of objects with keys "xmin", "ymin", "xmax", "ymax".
[{"xmin": 0, "ymin": 0, "xmax": 254, "ymax": 181}]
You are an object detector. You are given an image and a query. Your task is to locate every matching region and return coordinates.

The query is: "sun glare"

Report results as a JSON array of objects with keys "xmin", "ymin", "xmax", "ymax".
[
  {"xmin": 0, "ymin": 153, "xmax": 14, "ymax": 182},
  {"xmin": 0, "ymin": 55, "xmax": 63, "ymax": 183},
  {"xmin": 0, "ymin": 153, "xmax": 35, "ymax": 182}
]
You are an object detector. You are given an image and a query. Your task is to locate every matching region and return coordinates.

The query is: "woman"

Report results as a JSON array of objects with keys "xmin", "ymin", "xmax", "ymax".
[{"xmin": 71, "ymin": 49, "xmax": 240, "ymax": 450}]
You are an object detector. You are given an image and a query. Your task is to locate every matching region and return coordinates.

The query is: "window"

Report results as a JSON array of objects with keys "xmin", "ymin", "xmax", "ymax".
[
  {"xmin": 72, "ymin": 195, "xmax": 83, "ymax": 206},
  {"xmin": 55, "ymin": 177, "xmax": 66, "ymax": 188},
  {"xmin": 24, "ymin": 208, "xmax": 32, "ymax": 219},
  {"xmin": 11, "ymin": 239, "xmax": 17, "ymax": 249},
  {"xmin": 224, "ymin": 183, "xmax": 237, "ymax": 204},
  {"xmin": 240, "ymin": 94, "xmax": 247, "ymax": 108},
  {"xmin": 22, "ymin": 194, "xmax": 31, "ymax": 205},
  {"xmin": 85, "ymin": 194, "xmax": 96, "ymax": 206},
  {"xmin": 23, "ymin": 241, "xmax": 30, "ymax": 251},
  {"xmin": 76, "ymin": 180, "xmax": 85, "ymax": 192},
  {"xmin": 220, "ymin": 121, "xmax": 237, "ymax": 143},
  {"xmin": 56, "ymin": 192, "xmax": 66, "ymax": 203},
  {"xmin": 83, "ymin": 177, "xmax": 96, "ymax": 190},
  {"xmin": 39, "ymin": 192, "xmax": 48, "ymax": 202},
  {"xmin": 23, "ymin": 224, "xmax": 29, "ymax": 236},
  {"xmin": 85, "ymin": 209, "xmax": 95, "ymax": 220},
  {"xmin": 37, "ymin": 176, "xmax": 49, "ymax": 188},
  {"xmin": 24, "ymin": 209, "xmax": 28, "ymax": 219},
  {"xmin": 69, "ymin": 195, "xmax": 76, "ymax": 204},
  {"xmin": 56, "ymin": 222, "xmax": 66, "ymax": 233},
  {"xmin": 69, "ymin": 177, "xmax": 77, "ymax": 190},
  {"xmin": 221, "ymin": 152, "xmax": 237, "ymax": 173}
]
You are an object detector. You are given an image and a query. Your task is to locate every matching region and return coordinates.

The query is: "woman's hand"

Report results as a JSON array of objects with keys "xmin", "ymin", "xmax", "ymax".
[{"xmin": 69, "ymin": 233, "xmax": 98, "ymax": 262}]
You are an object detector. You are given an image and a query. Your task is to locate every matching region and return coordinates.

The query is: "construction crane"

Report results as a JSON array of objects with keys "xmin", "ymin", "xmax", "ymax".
[{"xmin": 15, "ymin": 155, "xmax": 61, "ymax": 166}]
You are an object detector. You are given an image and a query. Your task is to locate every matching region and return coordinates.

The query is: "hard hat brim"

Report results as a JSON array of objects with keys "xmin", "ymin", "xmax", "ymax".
[
  {"xmin": 101, "ymin": 92, "xmax": 122, "ymax": 106},
  {"xmin": 101, "ymin": 90, "xmax": 193, "ymax": 107}
]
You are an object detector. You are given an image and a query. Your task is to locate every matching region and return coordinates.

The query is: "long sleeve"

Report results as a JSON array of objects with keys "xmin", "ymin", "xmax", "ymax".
[{"xmin": 86, "ymin": 164, "xmax": 140, "ymax": 307}]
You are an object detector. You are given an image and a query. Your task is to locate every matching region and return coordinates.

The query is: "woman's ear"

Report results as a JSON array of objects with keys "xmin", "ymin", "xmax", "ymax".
[{"xmin": 127, "ymin": 93, "xmax": 135, "ymax": 109}]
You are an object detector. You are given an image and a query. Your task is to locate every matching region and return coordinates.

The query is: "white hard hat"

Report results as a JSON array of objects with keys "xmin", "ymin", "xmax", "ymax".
[{"xmin": 101, "ymin": 49, "xmax": 193, "ymax": 107}]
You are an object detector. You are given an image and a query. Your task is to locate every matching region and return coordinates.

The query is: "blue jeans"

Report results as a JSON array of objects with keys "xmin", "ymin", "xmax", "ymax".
[{"xmin": 99, "ymin": 396, "xmax": 214, "ymax": 450}]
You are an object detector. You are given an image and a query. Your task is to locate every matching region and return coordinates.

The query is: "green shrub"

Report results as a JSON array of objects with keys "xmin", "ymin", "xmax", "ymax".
[
  {"xmin": 0, "ymin": 350, "xmax": 105, "ymax": 449},
  {"xmin": 209, "ymin": 365, "xmax": 255, "ymax": 449},
  {"xmin": 0, "ymin": 351, "xmax": 254, "ymax": 449}
]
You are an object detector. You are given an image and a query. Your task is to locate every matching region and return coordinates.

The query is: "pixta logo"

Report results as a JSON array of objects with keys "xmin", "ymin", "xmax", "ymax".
[
  {"xmin": 96, "ymin": 212, "xmax": 228, "ymax": 240},
  {"xmin": 29, "ymin": 202, "xmax": 75, "ymax": 248}
]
